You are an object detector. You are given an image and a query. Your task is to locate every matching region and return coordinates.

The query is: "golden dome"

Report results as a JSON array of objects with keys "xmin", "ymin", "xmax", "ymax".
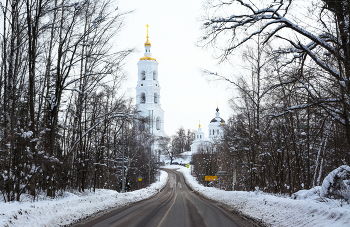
[
  {"xmin": 140, "ymin": 56, "xmax": 156, "ymax": 61},
  {"xmin": 144, "ymin": 38, "xmax": 151, "ymax": 46}
]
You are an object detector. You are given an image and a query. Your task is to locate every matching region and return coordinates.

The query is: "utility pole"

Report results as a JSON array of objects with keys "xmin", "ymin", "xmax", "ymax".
[
  {"xmin": 151, "ymin": 110, "xmax": 154, "ymax": 186},
  {"xmin": 158, "ymin": 149, "xmax": 161, "ymax": 182},
  {"xmin": 122, "ymin": 121, "xmax": 125, "ymax": 193},
  {"xmin": 233, "ymin": 154, "xmax": 237, "ymax": 191},
  {"xmin": 149, "ymin": 110, "xmax": 154, "ymax": 187}
]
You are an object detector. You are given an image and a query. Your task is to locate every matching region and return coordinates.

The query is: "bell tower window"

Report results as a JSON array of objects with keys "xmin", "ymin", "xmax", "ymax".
[
  {"xmin": 141, "ymin": 71, "xmax": 146, "ymax": 80},
  {"xmin": 154, "ymin": 93, "xmax": 158, "ymax": 103},
  {"xmin": 140, "ymin": 93, "xmax": 146, "ymax": 104},
  {"xmin": 156, "ymin": 117, "xmax": 161, "ymax": 130},
  {"xmin": 153, "ymin": 71, "xmax": 157, "ymax": 80}
]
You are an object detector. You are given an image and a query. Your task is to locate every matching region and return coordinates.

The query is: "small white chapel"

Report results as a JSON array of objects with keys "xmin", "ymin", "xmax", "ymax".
[{"xmin": 190, "ymin": 106, "xmax": 225, "ymax": 153}]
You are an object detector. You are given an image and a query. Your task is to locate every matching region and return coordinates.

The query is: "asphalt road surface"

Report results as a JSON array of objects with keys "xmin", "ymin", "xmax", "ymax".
[{"xmin": 74, "ymin": 169, "xmax": 253, "ymax": 227}]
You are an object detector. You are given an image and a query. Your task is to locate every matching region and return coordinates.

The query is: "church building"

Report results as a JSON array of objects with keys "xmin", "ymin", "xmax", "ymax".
[
  {"xmin": 136, "ymin": 25, "xmax": 167, "ymax": 152},
  {"xmin": 190, "ymin": 106, "xmax": 225, "ymax": 153}
]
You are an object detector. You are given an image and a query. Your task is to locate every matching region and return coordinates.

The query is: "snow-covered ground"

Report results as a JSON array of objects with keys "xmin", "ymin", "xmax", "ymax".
[
  {"xmin": 171, "ymin": 164, "xmax": 350, "ymax": 227},
  {"xmin": 160, "ymin": 151, "xmax": 192, "ymax": 165},
  {"xmin": 0, "ymin": 170, "xmax": 168, "ymax": 227},
  {"xmin": 2, "ymin": 152, "xmax": 349, "ymax": 227}
]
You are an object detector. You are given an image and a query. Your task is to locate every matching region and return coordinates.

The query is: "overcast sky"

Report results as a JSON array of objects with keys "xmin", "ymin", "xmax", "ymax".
[{"xmin": 117, "ymin": 0, "xmax": 235, "ymax": 136}]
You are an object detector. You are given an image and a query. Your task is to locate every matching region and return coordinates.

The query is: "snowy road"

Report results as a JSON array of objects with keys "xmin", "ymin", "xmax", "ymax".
[{"xmin": 74, "ymin": 169, "xmax": 249, "ymax": 227}]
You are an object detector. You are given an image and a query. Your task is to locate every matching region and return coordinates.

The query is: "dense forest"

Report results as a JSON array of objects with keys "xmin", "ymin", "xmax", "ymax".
[
  {"xmin": 0, "ymin": 0, "xmax": 159, "ymax": 202},
  {"xmin": 192, "ymin": 0, "xmax": 350, "ymax": 198}
]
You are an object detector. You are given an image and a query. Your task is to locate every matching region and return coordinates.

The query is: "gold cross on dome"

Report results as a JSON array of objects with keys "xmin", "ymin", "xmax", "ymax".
[{"xmin": 146, "ymin": 24, "xmax": 149, "ymax": 39}]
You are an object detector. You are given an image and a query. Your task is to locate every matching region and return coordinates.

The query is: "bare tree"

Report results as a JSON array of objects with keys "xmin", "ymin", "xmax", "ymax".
[
  {"xmin": 200, "ymin": 0, "xmax": 350, "ymax": 194},
  {"xmin": 202, "ymin": 0, "xmax": 350, "ymax": 146},
  {"xmin": 0, "ymin": 0, "xmax": 138, "ymax": 201}
]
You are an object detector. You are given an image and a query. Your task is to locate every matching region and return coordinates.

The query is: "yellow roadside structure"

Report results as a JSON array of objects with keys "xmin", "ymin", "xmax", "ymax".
[{"xmin": 205, "ymin": 176, "xmax": 217, "ymax": 181}]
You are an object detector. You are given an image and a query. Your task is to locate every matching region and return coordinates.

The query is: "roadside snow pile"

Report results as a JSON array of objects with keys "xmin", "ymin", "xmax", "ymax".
[
  {"xmin": 177, "ymin": 166, "xmax": 350, "ymax": 227},
  {"xmin": 0, "ymin": 170, "xmax": 168, "ymax": 227},
  {"xmin": 321, "ymin": 165, "xmax": 350, "ymax": 201}
]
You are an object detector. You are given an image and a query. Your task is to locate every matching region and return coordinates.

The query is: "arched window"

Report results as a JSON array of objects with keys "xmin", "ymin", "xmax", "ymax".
[
  {"xmin": 213, "ymin": 129, "xmax": 215, "ymax": 135},
  {"xmin": 140, "ymin": 93, "xmax": 146, "ymax": 104},
  {"xmin": 154, "ymin": 93, "xmax": 158, "ymax": 103},
  {"xmin": 156, "ymin": 117, "xmax": 161, "ymax": 130},
  {"xmin": 153, "ymin": 71, "xmax": 157, "ymax": 80},
  {"xmin": 141, "ymin": 71, "xmax": 146, "ymax": 80}
]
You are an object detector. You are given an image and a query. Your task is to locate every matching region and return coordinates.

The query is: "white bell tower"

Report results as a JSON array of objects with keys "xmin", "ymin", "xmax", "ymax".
[
  {"xmin": 136, "ymin": 24, "xmax": 167, "ymax": 140},
  {"xmin": 190, "ymin": 121, "xmax": 205, "ymax": 153}
]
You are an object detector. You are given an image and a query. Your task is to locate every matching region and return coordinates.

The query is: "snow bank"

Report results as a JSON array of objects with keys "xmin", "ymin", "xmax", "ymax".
[
  {"xmin": 321, "ymin": 165, "xmax": 350, "ymax": 201},
  {"xmin": 176, "ymin": 166, "xmax": 350, "ymax": 227},
  {"xmin": 0, "ymin": 170, "xmax": 168, "ymax": 227}
]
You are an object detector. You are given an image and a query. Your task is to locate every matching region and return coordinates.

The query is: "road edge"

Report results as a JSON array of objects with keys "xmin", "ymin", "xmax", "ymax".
[
  {"xmin": 66, "ymin": 170, "xmax": 169, "ymax": 227},
  {"xmin": 177, "ymin": 169, "xmax": 269, "ymax": 227}
]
